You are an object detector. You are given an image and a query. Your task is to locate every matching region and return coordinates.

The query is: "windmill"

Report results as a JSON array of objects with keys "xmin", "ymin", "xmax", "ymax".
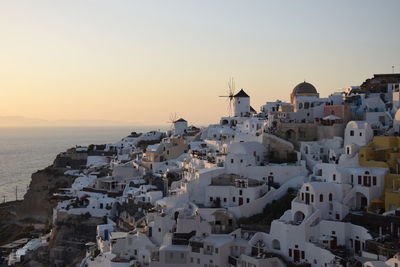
[{"xmin": 219, "ymin": 77, "xmax": 236, "ymax": 117}]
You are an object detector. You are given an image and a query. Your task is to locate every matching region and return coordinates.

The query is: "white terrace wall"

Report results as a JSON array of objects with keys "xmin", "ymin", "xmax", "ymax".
[
  {"xmin": 228, "ymin": 176, "xmax": 304, "ymax": 218},
  {"xmin": 239, "ymin": 164, "xmax": 307, "ymax": 184}
]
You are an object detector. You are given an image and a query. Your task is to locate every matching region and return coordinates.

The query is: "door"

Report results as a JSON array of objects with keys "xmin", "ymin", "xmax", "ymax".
[
  {"xmin": 361, "ymin": 197, "xmax": 368, "ymax": 209},
  {"xmin": 293, "ymin": 250, "xmax": 300, "ymax": 262},
  {"xmin": 330, "ymin": 236, "xmax": 337, "ymax": 250},
  {"xmin": 355, "ymin": 240, "xmax": 361, "ymax": 255},
  {"xmin": 305, "ymin": 193, "xmax": 310, "ymax": 205}
]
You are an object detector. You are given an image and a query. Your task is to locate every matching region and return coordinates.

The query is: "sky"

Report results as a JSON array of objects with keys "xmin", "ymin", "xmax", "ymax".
[{"xmin": 0, "ymin": 0, "xmax": 399, "ymax": 126}]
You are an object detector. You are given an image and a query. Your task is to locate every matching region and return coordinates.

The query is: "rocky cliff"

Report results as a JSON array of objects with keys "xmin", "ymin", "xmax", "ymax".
[{"xmin": 16, "ymin": 167, "xmax": 76, "ymax": 224}]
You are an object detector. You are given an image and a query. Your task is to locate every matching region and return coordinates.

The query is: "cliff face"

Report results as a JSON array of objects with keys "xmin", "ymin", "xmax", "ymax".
[
  {"xmin": 48, "ymin": 214, "xmax": 104, "ymax": 266},
  {"xmin": 10, "ymin": 214, "xmax": 104, "ymax": 267},
  {"xmin": 16, "ymin": 167, "xmax": 76, "ymax": 224}
]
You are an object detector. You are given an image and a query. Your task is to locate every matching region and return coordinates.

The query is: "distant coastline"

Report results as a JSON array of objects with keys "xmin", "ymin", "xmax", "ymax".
[{"xmin": 0, "ymin": 116, "xmax": 148, "ymax": 128}]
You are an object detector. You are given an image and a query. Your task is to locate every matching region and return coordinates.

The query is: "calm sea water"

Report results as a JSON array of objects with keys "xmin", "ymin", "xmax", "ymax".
[{"xmin": 0, "ymin": 126, "xmax": 164, "ymax": 202}]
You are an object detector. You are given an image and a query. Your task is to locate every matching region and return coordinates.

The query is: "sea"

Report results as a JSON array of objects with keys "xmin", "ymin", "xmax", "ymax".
[{"xmin": 0, "ymin": 126, "xmax": 165, "ymax": 202}]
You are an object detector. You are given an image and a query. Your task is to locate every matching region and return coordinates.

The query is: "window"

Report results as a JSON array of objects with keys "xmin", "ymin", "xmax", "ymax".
[
  {"xmin": 289, "ymin": 249, "xmax": 292, "ymax": 257},
  {"xmin": 333, "ymin": 174, "xmax": 336, "ymax": 181},
  {"xmin": 350, "ymin": 130, "xmax": 354, "ymax": 136},
  {"xmin": 358, "ymin": 175, "xmax": 362, "ymax": 184},
  {"xmin": 373, "ymin": 176, "xmax": 377, "ymax": 185},
  {"xmin": 223, "ymin": 198, "xmax": 227, "ymax": 202},
  {"xmin": 231, "ymin": 159, "xmax": 234, "ymax": 164},
  {"xmin": 210, "ymin": 197, "xmax": 213, "ymax": 202},
  {"xmin": 197, "ymin": 258, "xmax": 200, "ymax": 264},
  {"xmin": 329, "ymin": 193, "xmax": 333, "ymax": 201},
  {"xmin": 190, "ymin": 257, "xmax": 193, "ymax": 263},
  {"xmin": 320, "ymin": 194, "xmax": 323, "ymax": 202},
  {"xmin": 215, "ymin": 248, "xmax": 219, "ymax": 253},
  {"xmin": 240, "ymin": 159, "xmax": 243, "ymax": 163},
  {"xmin": 134, "ymin": 249, "xmax": 137, "ymax": 255},
  {"xmin": 301, "ymin": 251, "xmax": 305, "ymax": 259},
  {"xmin": 311, "ymin": 194, "xmax": 314, "ymax": 202},
  {"xmin": 233, "ymin": 197, "xmax": 236, "ymax": 202},
  {"xmin": 359, "ymin": 132, "xmax": 362, "ymax": 136},
  {"xmin": 239, "ymin": 190, "xmax": 243, "ymax": 195},
  {"xmin": 158, "ymin": 228, "xmax": 161, "ymax": 232},
  {"xmin": 246, "ymin": 198, "xmax": 250, "ymax": 203}
]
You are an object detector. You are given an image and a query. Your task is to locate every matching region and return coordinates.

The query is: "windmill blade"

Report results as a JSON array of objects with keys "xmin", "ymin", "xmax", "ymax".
[
  {"xmin": 167, "ymin": 113, "xmax": 178, "ymax": 131},
  {"xmin": 168, "ymin": 113, "xmax": 178, "ymax": 123},
  {"xmin": 228, "ymin": 77, "xmax": 236, "ymax": 99},
  {"xmin": 218, "ymin": 77, "xmax": 237, "ymax": 117}
]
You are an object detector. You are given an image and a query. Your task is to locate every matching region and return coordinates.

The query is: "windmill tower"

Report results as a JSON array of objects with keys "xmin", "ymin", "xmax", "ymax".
[
  {"xmin": 167, "ymin": 113, "xmax": 187, "ymax": 136},
  {"xmin": 233, "ymin": 89, "xmax": 250, "ymax": 117},
  {"xmin": 219, "ymin": 77, "xmax": 236, "ymax": 117}
]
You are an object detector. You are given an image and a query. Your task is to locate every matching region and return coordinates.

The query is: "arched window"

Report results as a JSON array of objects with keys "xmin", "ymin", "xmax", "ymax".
[{"xmin": 272, "ymin": 239, "xmax": 281, "ymax": 250}]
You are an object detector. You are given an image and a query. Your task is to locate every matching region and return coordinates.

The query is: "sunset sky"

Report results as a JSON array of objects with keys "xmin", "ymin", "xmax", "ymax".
[{"xmin": 1, "ymin": 0, "xmax": 399, "ymax": 126}]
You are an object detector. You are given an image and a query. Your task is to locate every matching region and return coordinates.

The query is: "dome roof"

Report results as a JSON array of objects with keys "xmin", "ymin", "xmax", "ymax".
[{"xmin": 292, "ymin": 82, "xmax": 317, "ymax": 95}]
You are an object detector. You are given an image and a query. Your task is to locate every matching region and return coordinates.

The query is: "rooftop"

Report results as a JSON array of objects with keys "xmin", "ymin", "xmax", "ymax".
[{"xmin": 234, "ymin": 89, "xmax": 250, "ymax": 98}]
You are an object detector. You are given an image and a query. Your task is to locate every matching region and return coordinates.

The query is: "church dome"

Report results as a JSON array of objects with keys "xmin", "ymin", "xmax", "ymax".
[
  {"xmin": 395, "ymin": 109, "xmax": 400, "ymax": 122},
  {"xmin": 292, "ymin": 82, "xmax": 318, "ymax": 95}
]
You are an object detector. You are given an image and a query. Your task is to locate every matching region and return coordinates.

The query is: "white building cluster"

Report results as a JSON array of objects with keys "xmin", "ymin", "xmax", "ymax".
[{"xmin": 9, "ymin": 73, "xmax": 400, "ymax": 267}]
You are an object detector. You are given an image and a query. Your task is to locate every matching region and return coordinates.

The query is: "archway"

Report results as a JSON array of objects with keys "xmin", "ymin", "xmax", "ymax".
[
  {"xmin": 293, "ymin": 211, "xmax": 305, "ymax": 223},
  {"xmin": 355, "ymin": 192, "xmax": 368, "ymax": 210}
]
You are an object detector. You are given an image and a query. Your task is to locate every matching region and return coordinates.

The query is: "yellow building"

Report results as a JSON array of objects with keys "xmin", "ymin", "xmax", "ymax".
[{"xmin": 359, "ymin": 136, "xmax": 400, "ymax": 211}]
